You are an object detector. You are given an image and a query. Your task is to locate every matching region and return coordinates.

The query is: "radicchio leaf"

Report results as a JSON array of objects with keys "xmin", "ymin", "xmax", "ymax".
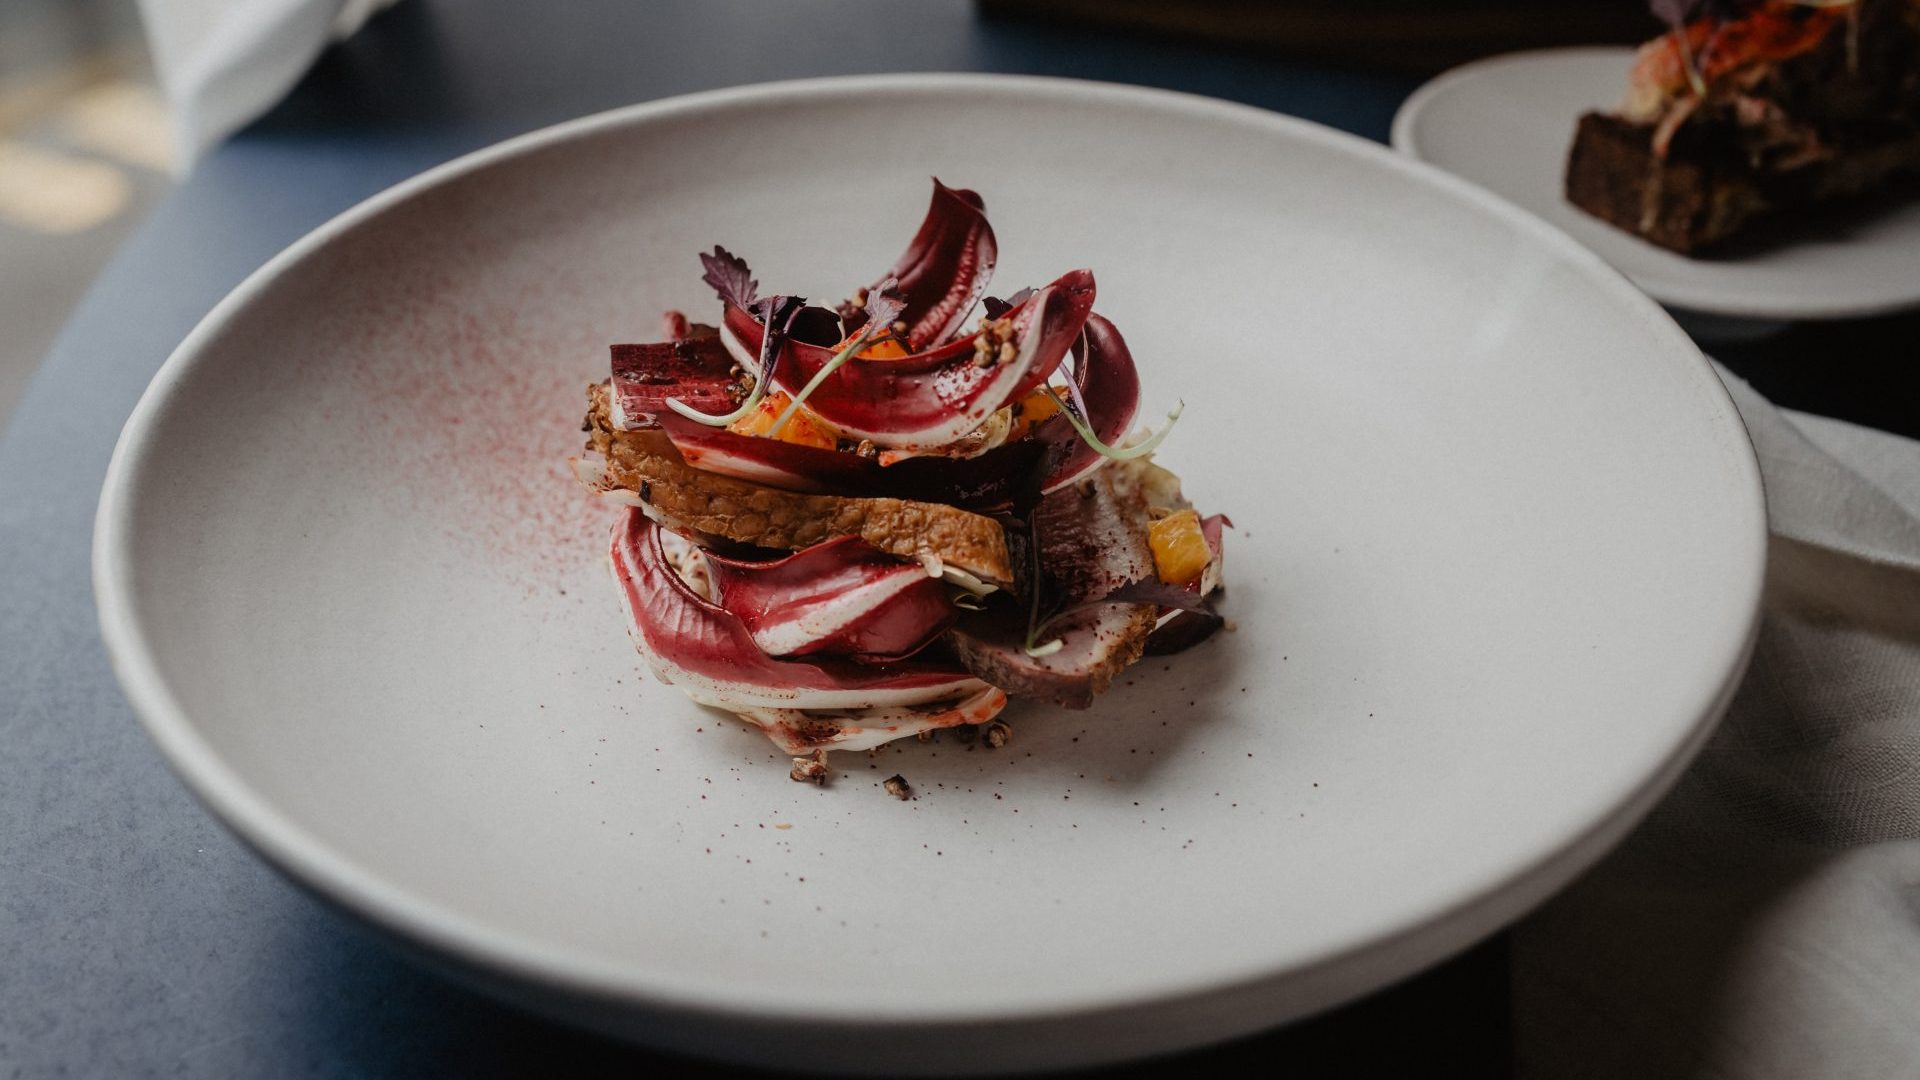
[
  {"xmin": 702, "ymin": 536, "xmax": 956, "ymax": 663},
  {"xmin": 609, "ymin": 509, "xmax": 984, "ymax": 709},
  {"xmin": 859, "ymin": 179, "xmax": 998, "ymax": 349},
  {"xmin": 1038, "ymin": 312, "xmax": 1143, "ymax": 493},
  {"xmin": 700, "ymin": 245, "xmax": 758, "ymax": 309},
  {"xmin": 735, "ymin": 268, "xmax": 1096, "ymax": 448}
]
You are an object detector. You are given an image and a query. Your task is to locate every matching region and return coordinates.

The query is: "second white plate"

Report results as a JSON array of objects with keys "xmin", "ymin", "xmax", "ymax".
[{"xmin": 1394, "ymin": 46, "xmax": 1920, "ymax": 322}]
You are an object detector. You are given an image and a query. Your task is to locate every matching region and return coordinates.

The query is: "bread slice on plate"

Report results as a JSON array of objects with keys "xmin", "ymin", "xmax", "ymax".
[{"xmin": 1565, "ymin": 0, "xmax": 1920, "ymax": 254}]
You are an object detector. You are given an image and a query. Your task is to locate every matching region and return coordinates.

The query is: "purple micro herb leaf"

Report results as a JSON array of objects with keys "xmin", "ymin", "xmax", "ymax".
[
  {"xmin": 756, "ymin": 295, "xmax": 803, "ymax": 372},
  {"xmin": 700, "ymin": 245, "xmax": 757, "ymax": 309},
  {"xmin": 864, "ymin": 277, "xmax": 907, "ymax": 335},
  {"xmin": 981, "ymin": 287, "xmax": 1035, "ymax": 321}
]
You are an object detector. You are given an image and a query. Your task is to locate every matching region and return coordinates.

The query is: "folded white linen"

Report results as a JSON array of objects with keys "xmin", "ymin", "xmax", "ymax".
[
  {"xmin": 1514, "ymin": 365, "xmax": 1920, "ymax": 1080},
  {"xmin": 136, "ymin": 0, "xmax": 397, "ymax": 166}
]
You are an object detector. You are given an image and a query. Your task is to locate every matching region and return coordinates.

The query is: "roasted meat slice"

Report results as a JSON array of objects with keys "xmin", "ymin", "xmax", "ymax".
[{"xmin": 944, "ymin": 465, "xmax": 1158, "ymax": 708}]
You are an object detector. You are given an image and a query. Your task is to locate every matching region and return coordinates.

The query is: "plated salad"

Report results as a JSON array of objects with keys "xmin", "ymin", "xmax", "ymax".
[{"xmin": 575, "ymin": 181, "xmax": 1228, "ymax": 783}]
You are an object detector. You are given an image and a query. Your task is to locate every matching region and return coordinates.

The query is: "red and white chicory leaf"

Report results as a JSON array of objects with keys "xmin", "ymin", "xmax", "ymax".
[
  {"xmin": 853, "ymin": 180, "xmax": 998, "ymax": 350},
  {"xmin": 1039, "ymin": 312, "xmax": 1143, "ymax": 492},
  {"xmin": 703, "ymin": 536, "xmax": 956, "ymax": 662},
  {"xmin": 609, "ymin": 509, "xmax": 985, "ymax": 709},
  {"xmin": 731, "ymin": 268, "xmax": 1096, "ymax": 448}
]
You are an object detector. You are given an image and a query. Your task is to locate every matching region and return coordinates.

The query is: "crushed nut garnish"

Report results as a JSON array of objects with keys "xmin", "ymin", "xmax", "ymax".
[
  {"xmin": 882, "ymin": 774, "xmax": 912, "ymax": 800},
  {"xmin": 971, "ymin": 316, "xmax": 1015, "ymax": 368},
  {"xmin": 855, "ymin": 438, "xmax": 877, "ymax": 458},
  {"xmin": 982, "ymin": 720, "xmax": 1011, "ymax": 749},
  {"xmin": 790, "ymin": 751, "xmax": 829, "ymax": 784},
  {"xmin": 915, "ymin": 729, "xmax": 936, "ymax": 743}
]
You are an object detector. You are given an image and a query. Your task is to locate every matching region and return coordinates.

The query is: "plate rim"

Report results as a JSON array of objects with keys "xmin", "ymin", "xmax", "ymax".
[
  {"xmin": 92, "ymin": 71, "xmax": 1768, "ymax": 1062},
  {"xmin": 1392, "ymin": 44, "xmax": 1920, "ymax": 321}
]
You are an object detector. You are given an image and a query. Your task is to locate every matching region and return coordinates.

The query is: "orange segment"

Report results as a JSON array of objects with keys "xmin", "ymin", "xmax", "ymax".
[
  {"xmin": 1007, "ymin": 388, "xmax": 1064, "ymax": 441},
  {"xmin": 855, "ymin": 337, "xmax": 909, "ymax": 360},
  {"xmin": 1149, "ymin": 509, "xmax": 1211, "ymax": 586},
  {"xmin": 727, "ymin": 391, "xmax": 838, "ymax": 450}
]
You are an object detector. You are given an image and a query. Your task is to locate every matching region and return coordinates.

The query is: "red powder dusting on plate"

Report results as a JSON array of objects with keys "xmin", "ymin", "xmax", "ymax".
[{"xmin": 322, "ymin": 224, "xmax": 620, "ymax": 599}]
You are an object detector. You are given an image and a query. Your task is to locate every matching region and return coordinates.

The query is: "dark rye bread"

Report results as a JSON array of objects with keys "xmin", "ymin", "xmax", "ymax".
[{"xmin": 1565, "ymin": 0, "xmax": 1920, "ymax": 254}]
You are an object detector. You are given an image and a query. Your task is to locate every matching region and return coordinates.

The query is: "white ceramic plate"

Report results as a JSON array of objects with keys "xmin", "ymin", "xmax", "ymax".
[
  {"xmin": 1393, "ymin": 47, "xmax": 1920, "ymax": 322},
  {"xmin": 95, "ymin": 75, "xmax": 1764, "ymax": 1074}
]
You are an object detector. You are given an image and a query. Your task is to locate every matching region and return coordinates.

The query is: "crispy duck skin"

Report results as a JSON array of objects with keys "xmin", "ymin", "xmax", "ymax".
[{"xmin": 584, "ymin": 382, "xmax": 1014, "ymax": 589}]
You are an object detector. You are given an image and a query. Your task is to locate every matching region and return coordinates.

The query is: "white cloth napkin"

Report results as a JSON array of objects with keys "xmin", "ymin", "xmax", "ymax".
[
  {"xmin": 135, "ymin": 0, "xmax": 396, "ymax": 166},
  {"xmin": 1514, "ymin": 364, "xmax": 1920, "ymax": 1079}
]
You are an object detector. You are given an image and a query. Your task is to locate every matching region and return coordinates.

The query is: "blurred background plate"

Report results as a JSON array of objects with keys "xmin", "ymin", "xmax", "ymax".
[
  {"xmin": 94, "ymin": 74, "xmax": 1764, "ymax": 1074},
  {"xmin": 1393, "ymin": 47, "xmax": 1920, "ymax": 324}
]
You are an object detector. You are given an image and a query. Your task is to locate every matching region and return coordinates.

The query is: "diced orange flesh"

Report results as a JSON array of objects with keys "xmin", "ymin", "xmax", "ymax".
[
  {"xmin": 1149, "ymin": 509, "xmax": 1211, "ymax": 586},
  {"xmin": 1006, "ymin": 388, "xmax": 1064, "ymax": 441},
  {"xmin": 727, "ymin": 391, "xmax": 838, "ymax": 449},
  {"xmin": 854, "ymin": 337, "xmax": 909, "ymax": 360}
]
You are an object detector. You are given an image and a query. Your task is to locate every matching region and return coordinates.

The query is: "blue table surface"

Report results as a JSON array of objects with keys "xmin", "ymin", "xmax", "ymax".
[{"xmin": 28, "ymin": 0, "xmax": 1871, "ymax": 1074}]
